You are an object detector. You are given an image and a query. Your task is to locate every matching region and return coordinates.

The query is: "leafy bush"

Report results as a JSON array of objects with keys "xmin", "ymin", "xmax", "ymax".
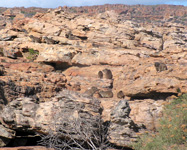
[{"xmin": 133, "ymin": 94, "xmax": 187, "ymax": 150}]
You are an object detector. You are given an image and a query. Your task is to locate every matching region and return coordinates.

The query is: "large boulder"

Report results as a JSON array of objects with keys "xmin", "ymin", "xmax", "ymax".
[{"xmin": 108, "ymin": 100, "xmax": 140, "ymax": 147}]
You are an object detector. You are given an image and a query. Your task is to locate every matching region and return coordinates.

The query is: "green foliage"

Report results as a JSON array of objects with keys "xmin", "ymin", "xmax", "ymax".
[
  {"xmin": 177, "ymin": 88, "xmax": 181, "ymax": 93},
  {"xmin": 26, "ymin": 48, "xmax": 39, "ymax": 60},
  {"xmin": 0, "ymin": 48, "xmax": 4, "ymax": 57},
  {"xmin": 21, "ymin": 11, "xmax": 26, "ymax": 14},
  {"xmin": 28, "ymin": 48, "xmax": 39, "ymax": 55},
  {"xmin": 9, "ymin": 16, "xmax": 15, "ymax": 20},
  {"xmin": 21, "ymin": 11, "xmax": 36, "ymax": 17},
  {"xmin": 133, "ymin": 94, "xmax": 187, "ymax": 150}
]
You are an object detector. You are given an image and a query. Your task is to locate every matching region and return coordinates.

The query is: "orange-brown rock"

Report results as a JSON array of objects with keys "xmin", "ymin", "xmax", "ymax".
[{"xmin": 0, "ymin": 6, "xmax": 186, "ymax": 148}]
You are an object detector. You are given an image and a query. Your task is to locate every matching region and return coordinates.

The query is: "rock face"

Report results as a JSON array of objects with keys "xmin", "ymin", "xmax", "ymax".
[
  {"xmin": 0, "ymin": 6, "xmax": 186, "ymax": 148},
  {"xmin": 129, "ymin": 99, "xmax": 164, "ymax": 130},
  {"xmin": 0, "ymin": 125, "xmax": 15, "ymax": 147},
  {"xmin": 109, "ymin": 100, "xmax": 139, "ymax": 147},
  {"xmin": 0, "ymin": 90, "xmax": 102, "ymax": 147}
]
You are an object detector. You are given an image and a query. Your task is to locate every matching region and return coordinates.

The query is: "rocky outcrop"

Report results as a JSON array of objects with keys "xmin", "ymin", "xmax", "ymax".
[
  {"xmin": 0, "ymin": 90, "xmax": 102, "ymax": 147},
  {"xmin": 0, "ymin": 57, "xmax": 67, "ymax": 102},
  {"xmin": 0, "ymin": 125, "xmax": 15, "ymax": 147},
  {"xmin": 0, "ymin": 6, "xmax": 186, "ymax": 148},
  {"xmin": 129, "ymin": 99, "xmax": 164, "ymax": 130},
  {"xmin": 108, "ymin": 100, "xmax": 139, "ymax": 147}
]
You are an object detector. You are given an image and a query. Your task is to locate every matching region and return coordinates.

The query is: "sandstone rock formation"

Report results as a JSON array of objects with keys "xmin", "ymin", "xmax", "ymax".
[
  {"xmin": 0, "ymin": 90, "xmax": 102, "ymax": 147},
  {"xmin": 108, "ymin": 100, "xmax": 139, "ymax": 147},
  {"xmin": 0, "ymin": 6, "xmax": 186, "ymax": 148}
]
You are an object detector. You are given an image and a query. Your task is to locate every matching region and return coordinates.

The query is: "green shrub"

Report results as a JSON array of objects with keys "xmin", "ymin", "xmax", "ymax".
[
  {"xmin": 0, "ymin": 48, "xmax": 4, "ymax": 56},
  {"xmin": 26, "ymin": 48, "xmax": 39, "ymax": 60},
  {"xmin": 9, "ymin": 16, "xmax": 15, "ymax": 20},
  {"xmin": 133, "ymin": 94, "xmax": 187, "ymax": 150}
]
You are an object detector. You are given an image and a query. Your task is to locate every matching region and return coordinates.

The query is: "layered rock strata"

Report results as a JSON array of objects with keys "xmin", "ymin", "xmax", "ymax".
[{"xmin": 0, "ymin": 8, "xmax": 186, "ymax": 148}]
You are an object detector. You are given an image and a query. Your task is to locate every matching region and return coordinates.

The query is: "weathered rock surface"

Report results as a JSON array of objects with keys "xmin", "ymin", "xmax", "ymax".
[
  {"xmin": 0, "ymin": 125, "xmax": 15, "ymax": 147},
  {"xmin": 108, "ymin": 100, "xmax": 139, "ymax": 147},
  {"xmin": 0, "ymin": 57, "xmax": 66, "ymax": 102},
  {"xmin": 129, "ymin": 99, "xmax": 164, "ymax": 130},
  {"xmin": 0, "ymin": 90, "xmax": 102, "ymax": 146},
  {"xmin": 0, "ymin": 7, "xmax": 186, "ymax": 148}
]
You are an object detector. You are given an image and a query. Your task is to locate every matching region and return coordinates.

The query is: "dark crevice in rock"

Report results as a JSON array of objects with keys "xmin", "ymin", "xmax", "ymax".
[
  {"xmin": 0, "ymin": 79, "xmax": 40, "ymax": 103},
  {"xmin": 0, "ymin": 80, "xmax": 8, "ymax": 105},
  {"xmin": 92, "ymin": 42, "xmax": 101, "ymax": 47},
  {"xmin": 130, "ymin": 92, "xmax": 178, "ymax": 100},
  {"xmin": 0, "ymin": 89, "xmax": 8, "ymax": 105},
  {"xmin": 174, "ymin": 76, "xmax": 187, "ymax": 81},
  {"xmin": 7, "ymin": 80, "xmax": 35, "ymax": 96},
  {"xmin": 77, "ymin": 36, "xmax": 88, "ymax": 40},
  {"xmin": 6, "ymin": 131, "xmax": 41, "ymax": 147},
  {"xmin": 44, "ymin": 61, "xmax": 71, "ymax": 71},
  {"xmin": 72, "ymin": 64, "xmax": 91, "ymax": 68},
  {"xmin": 100, "ymin": 62, "xmax": 110, "ymax": 65},
  {"xmin": 82, "ymin": 27, "xmax": 90, "ymax": 31},
  {"xmin": 0, "ymin": 35, "xmax": 17, "ymax": 41},
  {"xmin": 141, "ymin": 30, "xmax": 162, "ymax": 38},
  {"xmin": 15, "ymin": 51, "xmax": 23, "ymax": 57},
  {"xmin": 11, "ymin": 28, "xmax": 28, "ymax": 34}
]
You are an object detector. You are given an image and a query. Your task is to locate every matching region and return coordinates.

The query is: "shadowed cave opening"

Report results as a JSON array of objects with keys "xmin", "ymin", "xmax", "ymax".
[
  {"xmin": 130, "ymin": 92, "xmax": 178, "ymax": 100},
  {"xmin": 44, "ymin": 61, "xmax": 71, "ymax": 71},
  {"xmin": 6, "ymin": 131, "xmax": 41, "ymax": 147},
  {"xmin": 5, "ymin": 130, "xmax": 134, "ymax": 150}
]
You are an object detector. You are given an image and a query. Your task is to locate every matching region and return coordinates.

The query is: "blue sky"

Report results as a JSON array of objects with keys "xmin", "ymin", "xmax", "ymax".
[{"xmin": 0, "ymin": 0, "xmax": 186, "ymax": 8}]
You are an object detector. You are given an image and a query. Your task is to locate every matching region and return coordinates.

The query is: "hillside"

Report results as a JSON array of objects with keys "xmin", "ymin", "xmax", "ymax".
[
  {"xmin": 0, "ymin": 4, "xmax": 186, "ymax": 30},
  {"xmin": 68, "ymin": 4, "xmax": 187, "ymax": 24},
  {"xmin": 0, "ymin": 4, "xmax": 186, "ymax": 150}
]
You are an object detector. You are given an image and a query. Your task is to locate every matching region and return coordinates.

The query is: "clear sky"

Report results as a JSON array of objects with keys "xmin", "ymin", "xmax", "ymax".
[{"xmin": 0, "ymin": 0, "xmax": 186, "ymax": 8}]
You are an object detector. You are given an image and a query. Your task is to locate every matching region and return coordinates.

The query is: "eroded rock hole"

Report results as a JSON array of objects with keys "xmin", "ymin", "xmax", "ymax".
[
  {"xmin": 6, "ymin": 131, "xmax": 41, "ymax": 147},
  {"xmin": 130, "ymin": 92, "xmax": 178, "ymax": 100},
  {"xmin": 44, "ymin": 61, "xmax": 71, "ymax": 71},
  {"xmin": 77, "ymin": 36, "xmax": 88, "ymax": 40}
]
